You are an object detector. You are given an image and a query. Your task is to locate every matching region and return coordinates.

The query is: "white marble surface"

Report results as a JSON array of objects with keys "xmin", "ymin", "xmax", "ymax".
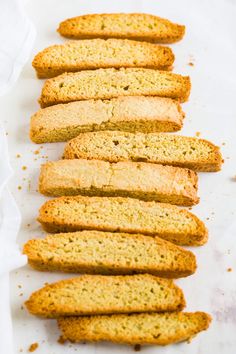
[{"xmin": 1, "ymin": 0, "xmax": 236, "ymax": 352}]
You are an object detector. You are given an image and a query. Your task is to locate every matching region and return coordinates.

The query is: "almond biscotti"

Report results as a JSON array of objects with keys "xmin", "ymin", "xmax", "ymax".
[
  {"xmin": 58, "ymin": 312, "xmax": 211, "ymax": 345},
  {"xmin": 25, "ymin": 274, "xmax": 185, "ymax": 318},
  {"xmin": 30, "ymin": 96, "xmax": 184, "ymax": 143},
  {"xmin": 39, "ymin": 68, "xmax": 191, "ymax": 108},
  {"xmin": 23, "ymin": 230, "xmax": 196, "ymax": 278},
  {"xmin": 58, "ymin": 13, "xmax": 185, "ymax": 43},
  {"xmin": 38, "ymin": 196, "xmax": 208, "ymax": 246},
  {"xmin": 39, "ymin": 159, "xmax": 199, "ymax": 206},
  {"xmin": 64, "ymin": 131, "xmax": 222, "ymax": 172},
  {"xmin": 33, "ymin": 39, "xmax": 174, "ymax": 78}
]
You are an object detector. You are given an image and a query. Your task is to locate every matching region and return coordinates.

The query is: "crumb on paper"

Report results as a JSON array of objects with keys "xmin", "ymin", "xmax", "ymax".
[
  {"xmin": 20, "ymin": 305, "xmax": 24, "ymax": 310},
  {"xmin": 6, "ymin": 132, "xmax": 8, "ymax": 136},
  {"xmin": 16, "ymin": 154, "xmax": 21, "ymax": 158},
  {"xmin": 188, "ymin": 62, "xmax": 194, "ymax": 66},
  {"xmin": 134, "ymin": 344, "xmax": 141, "ymax": 351},
  {"xmin": 27, "ymin": 223, "xmax": 31, "ymax": 227},
  {"xmin": 227, "ymin": 268, "xmax": 232, "ymax": 272},
  {"xmin": 188, "ymin": 207, "xmax": 192, "ymax": 210},
  {"xmin": 18, "ymin": 285, "xmax": 22, "ymax": 289},
  {"xmin": 195, "ymin": 131, "xmax": 201, "ymax": 137},
  {"xmin": 206, "ymin": 217, "xmax": 210, "ymax": 220},
  {"xmin": 34, "ymin": 150, "xmax": 40, "ymax": 155},
  {"xmin": 19, "ymin": 293, "xmax": 23, "ymax": 297},
  {"xmin": 22, "ymin": 166, "xmax": 27, "ymax": 170},
  {"xmin": 58, "ymin": 336, "xmax": 66, "ymax": 345},
  {"xmin": 19, "ymin": 349, "xmax": 23, "ymax": 353},
  {"xmin": 222, "ymin": 142, "xmax": 226, "ymax": 146},
  {"xmin": 28, "ymin": 343, "xmax": 39, "ymax": 352},
  {"xmin": 18, "ymin": 185, "xmax": 22, "ymax": 190}
]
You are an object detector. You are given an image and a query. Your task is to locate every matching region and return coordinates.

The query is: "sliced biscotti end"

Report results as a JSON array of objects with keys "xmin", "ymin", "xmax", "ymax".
[
  {"xmin": 58, "ymin": 13, "xmax": 185, "ymax": 44},
  {"xmin": 23, "ymin": 231, "xmax": 196, "ymax": 278},
  {"xmin": 37, "ymin": 196, "xmax": 208, "ymax": 246},
  {"xmin": 38, "ymin": 68, "xmax": 191, "ymax": 108},
  {"xmin": 58, "ymin": 312, "xmax": 211, "ymax": 345},
  {"xmin": 25, "ymin": 274, "xmax": 185, "ymax": 318},
  {"xmin": 32, "ymin": 39, "xmax": 175, "ymax": 79}
]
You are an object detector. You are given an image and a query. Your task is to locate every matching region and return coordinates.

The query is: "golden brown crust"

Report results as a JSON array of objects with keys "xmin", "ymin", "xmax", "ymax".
[
  {"xmin": 38, "ymin": 159, "xmax": 199, "ymax": 206},
  {"xmin": 30, "ymin": 97, "xmax": 184, "ymax": 143},
  {"xmin": 38, "ymin": 68, "xmax": 191, "ymax": 108},
  {"xmin": 23, "ymin": 230, "xmax": 197, "ymax": 278},
  {"xmin": 37, "ymin": 196, "xmax": 208, "ymax": 246},
  {"xmin": 58, "ymin": 312, "xmax": 211, "ymax": 345},
  {"xmin": 25, "ymin": 274, "xmax": 185, "ymax": 318},
  {"xmin": 58, "ymin": 13, "xmax": 185, "ymax": 44},
  {"xmin": 32, "ymin": 39, "xmax": 174, "ymax": 78},
  {"xmin": 64, "ymin": 131, "xmax": 223, "ymax": 172}
]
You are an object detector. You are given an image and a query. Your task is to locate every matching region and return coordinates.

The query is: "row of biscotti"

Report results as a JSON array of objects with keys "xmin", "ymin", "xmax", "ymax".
[{"xmin": 25, "ymin": 13, "xmax": 213, "ymax": 348}]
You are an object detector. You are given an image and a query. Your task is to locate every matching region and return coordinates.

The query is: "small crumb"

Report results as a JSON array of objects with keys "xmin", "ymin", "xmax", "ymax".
[
  {"xmin": 195, "ymin": 132, "xmax": 201, "ymax": 137},
  {"xmin": 134, "ymin": 344, "xmax": 141, "ymax": 351},
  {"xmin": 22, "ymin": 166, "xmax": 27, "ymax": 170},
  {"xmin": 188, "ymin": 207, "xmax": 192, "ymax": 210},
  {"xmin": 18, "ymin": 186, "xmax": 22, "ymax": 190},
  {"xmin": 27, "ymin": 223, "xmax": 31, "ymax": 227},
  {"xmin": 28, "ymin": 343, "xmax": 39, "ymax": 352},
  {"xmin": 19, "ymin": 349, "xmax": 23, "ymax": 353},
  {"xmin": 6, "ymin": 132, "xmax": 8, "ymax": 136},
  {"xmin": 34, "ymin": 150, "xmax": 40, "ymax": 155},
  {"xmin": 16, "ymin": 154, "xmax": 21, "ymax": 158},
  {"xmin": 206, "ymin": 217, "xmax": 210, "ymax": 220},
  {"xmin": 58, "ymin": 336, "xmax": 66, "ymax": 345},
  {"xmin": 44, "ymin": 282, "xmax": 49, "ymax": 286},
  {"xmin": 188, "ymin": 62, "xmax": 194, "ymax": 66},
  {"xmin": 19, "ymin": 293, "xmax": 23, "ymax": 297},
  {"xmin": 227, "ymin": 268, "xmax": 232, "ymax": 272},
  {"xmin": 20, "ymin": 305, "xmax": 24, "ymax": 310},
  {"xmin": 18, "ymin": 285, "xmax": 22, "ymax": 289},
  {"xmin": 222, "ymin": 142, "xmax": 226, "ymax": 146}
]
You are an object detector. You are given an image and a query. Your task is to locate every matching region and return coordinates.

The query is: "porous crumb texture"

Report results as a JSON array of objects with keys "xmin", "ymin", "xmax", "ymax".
[
  {"xmin": 32, "ymin": 39, "xmax": 174, "ymax": 78},
  {"xmin": 37, "ymin": 196, "xmax": 208, "ymax": 246},
  {"xmin": 64, "ymin": 131, "xmax": 222, "ymax": 172},
  {"xmin": 39, "ymin": 68, "xmax": 191, "ymax": 108},
  {"xmin": 23, "ymin": 230, "xmax": 197, "ymax": 278},
  {"xmin": 30, "ymin": 96, "xmax": 184, "ymax": 143},
  {"xmin": 39, "ymin": 159, "xmax": 199, "ymax": 206},
  {"xmin": 25, "ymin": 274, "xmax": 185, "ymax": 318},
  {"xmin": 58, "ymin": 13, "xmax": 185, "ymax": 43},
  {"xmin": 58, "ymin": 312, "xmax": 211, "ymax": 345}
]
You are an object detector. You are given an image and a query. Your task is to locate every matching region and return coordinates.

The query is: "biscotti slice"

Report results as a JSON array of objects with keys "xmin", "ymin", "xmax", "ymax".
[
  {"xmin": 30, "ymin": 96, "xmax": 184, "ymax": 143},
  {"xmin": 58, "ymin": 312, "xmax": 211, "ymax": 345},
  {"xmin": 25, "ymin": 274, "xmax": 185, "ymax": 318},
  {"xmin": 33, "ymin": 39, "xmax": 174, "ymax": 78},
  {"xmin": 39, "ymin": 68, "xmax": 191, "ymax": 108},
  {"xmin": 64, "ymin": 131, "xmax": 222, "ymax": 172},
  {"xmin": 38, "ymin": 196, "xmax": 207, "ymax": 246},
  {"xmin": 58, "ymin": 13, "xmax": 185, "ymax": 44},
  {"xmin": 23, "ymin": 230, "xmax": 196, "ymax": 278},
  {"xmin": 39, "ymin": 159, "xmax": 199, "ymax": 206}
]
